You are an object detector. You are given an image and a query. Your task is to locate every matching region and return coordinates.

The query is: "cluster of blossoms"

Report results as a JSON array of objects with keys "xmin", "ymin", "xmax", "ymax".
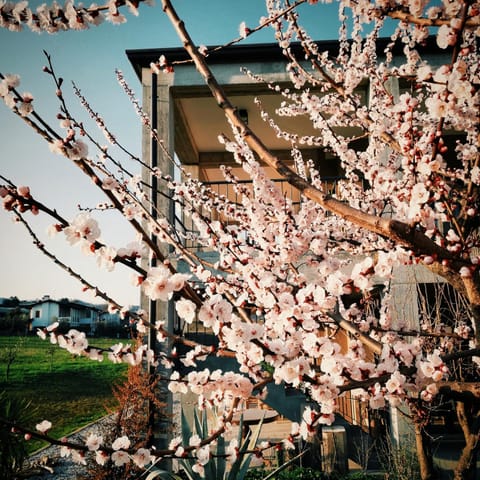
[
  {"xmin": 142, "ymin": 264, "xmax": 190, "ymax": 302},
  {"xmin": 56, "ymin": 434, "xmax": 154, "ymax": 468},
  {"xmin": 169, "ymin": 369, "xmax": 254, "ymax": 408},
  {"xmin": 0, "ymin": 73, "xmax": 33, "ymax": 115},
  {"xmin": 37, "ymin": 323, "xmax": 157, "ymax": 366},
  {"xmin": 0, "ymin": 0, "xmax": 154, "ymax": 33},
  {"xmin": 0, "ymin": 184, "xmax": 38, "ymax": 214}
]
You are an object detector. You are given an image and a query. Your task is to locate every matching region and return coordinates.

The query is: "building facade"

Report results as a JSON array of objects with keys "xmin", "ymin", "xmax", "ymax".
[{"xmin": 127, "ymin": 39, "xmax": 468, "ymax": 474}]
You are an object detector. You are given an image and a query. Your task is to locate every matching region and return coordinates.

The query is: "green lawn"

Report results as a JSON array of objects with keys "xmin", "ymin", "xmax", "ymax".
[{"xmin": 0, "ymin": 335, "xmax": 128, "ymax": 451}]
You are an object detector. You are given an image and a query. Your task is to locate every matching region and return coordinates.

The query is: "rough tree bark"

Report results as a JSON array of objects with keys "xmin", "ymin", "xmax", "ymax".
[{"xmin": 454, "ymin": 401, "xmax": 480, "ymax": 480}]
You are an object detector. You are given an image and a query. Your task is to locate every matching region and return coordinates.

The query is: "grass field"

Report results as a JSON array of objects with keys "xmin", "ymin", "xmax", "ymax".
[{"xmin": 0, "ymin": 335, "xmax": 128, "ymax": 452}]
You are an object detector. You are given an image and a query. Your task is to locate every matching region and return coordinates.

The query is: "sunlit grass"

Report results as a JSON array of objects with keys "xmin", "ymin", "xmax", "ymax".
[{"xmin": 0, "ymin": 335, "xmax": 128, "ymax": 452}]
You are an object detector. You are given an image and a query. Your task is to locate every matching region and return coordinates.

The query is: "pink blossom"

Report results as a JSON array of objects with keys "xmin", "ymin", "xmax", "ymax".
[
  {"xmin": 37, "ymin": 329, "xmax": 47, "ymax": 340},
  {"xmin": 416, "ymin": 65, "xmax": 432, "ymax": 82},
  {"xmin": 112, "ymin": 450, "xmax": 130, "ymax": 467},
  {"xmin": 408, "ymin": 0, "xmax": 425, "ymax": 16},
  {"xmin": 105, "ymin": 2, "xmax": 127, "ymax": 25},
  {"xmin": 60, "ymin": 446, "xmax": 71, "ymax": 458},
  {"xmin": 62, "ymin": 329, "xmax": 88, "ymax": 355},
  {"xmin": 454, "ymin": 322, "xmax": 471, "ymax": 339},
  {"xmin": 192, "ymin": 463, "xmax": 205, "ymax": 477},
  {"xmin": 369, "ymin": 388, "xmax": 386, "ymax": 409},
  {"xmin": 64, "ymin": 213, "xmax": 100, "ymax": 245},
  {"xmin": 226, "ymin": 439, "xmax": 239, "ymax": 464},
  {"xmin": 175, "ymin": 298, "xmax": 196, "ymax": 324},
  {"xmin": 459, "ymin": 266, "xmax": 472, "ymax": 278},
  {"xmin": 169, "ymin": 272, "xmax": 191, "ymax": 292},
  {"xmin": 46, "ymin": 322, "xmax": 58, "ymax": 333},
  {"xmin": 35, "ymin": 420, "xmax": 52, "ymax": 434},
  {"xmin": 49, "ymin": 139, "xmax": 65, "ymax": 155},
  {"xmin": 419, "ymin": 350, "xmax": 447, "ymax": 381},
  {"xmin": 1, "ymin": 74, "xmax": 20, "ymax": 92},
  {"xmin": 95, "ymin": 450, "xmax": 109, "ymax": 466},
  {"xmin": 66, "ymin": 139, "xmax": 89, "ymax": 160},
  {"xmin": 196, "ymin": 445, "xmax": 210, "ymax": 465},
  {"xmin": 437, "ymin": 24, "xmax": 456, "ymax": 49},
  {"xmin": 446, "ymin": 229, "xmax": 460, "ymax": 243},
  {"xmin": 96, "ymin": 246, "xmax": 117, "ymax": 271},
  {"xmin": 3, "ymin": 93, "xmax": 16, "ymax": 110},
  {"xmin": 411, "ymin": 183, "xmax": 430, "ymax": 204},
  {"xmin": 150, "ymin": 62, "xmax": 161, "ymax": 75},
  {"xmin": 85, "ymin": 433, "xmax": 103, "ymax": 451},
  {"xmin": 420, "ymin": 383, "xmax": 438, "ymax": 402},
  {"xmin": 189, "ymin": 434, "xmax": 201, "ymax": 448},
  {"xmin": 71, "ymin": 450, "xmax": 86, "ymax": 465},
  {"xmin": 18, "ymin": 92, "xmax": 33, "ymax": 116},
  {"xmin": 385, "ymin": 371, "xmax": 406, "ymax": 394},
  {"xmin": 142, "ymin": 266, "xmax": 173, "ymax": 301},
  {"xmin": 168, "ymin": 436, "xmax": 182, "ymax": 451},
  {"xmin": 117, "ymin": 241, "xmax": 145, "ymax": 258},
  {"xmin": 112, "ymin": 435, "xmax": 131, "ymax": 451},
  {"xmin": 88, "ymin": 348, "xmax": 103, "ymax": 361},
  {"xmin": 168, "ymin": 375, "xmax": 188, "ymax": 394},
  {"xmin": 425, "ymin": 96, "xmax": 447, "ymax": 119},
  {"xmin": 102, "ymin": 177, "xmax": 119, "ymax": 190},
  {"xmin": 132, "ymin": 448, "xmax": 152, "ymax": 468},
  {"xmin": 122, "ymin": 203, "xmax": 143, "ymax": 220},
  {"xmin": 239, "ymin": 21, "xmax": 250, "ymax": 38}
]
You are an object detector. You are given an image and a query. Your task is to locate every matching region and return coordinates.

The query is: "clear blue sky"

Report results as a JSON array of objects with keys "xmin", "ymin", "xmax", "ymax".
[{"xmin": 0, "ymin": 1, "xmax": 341, "ymax": 306}]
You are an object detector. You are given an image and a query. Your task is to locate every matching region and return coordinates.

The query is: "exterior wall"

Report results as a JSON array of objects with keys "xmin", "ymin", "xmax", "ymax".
[
  {"xmin": 390, "ymin": 264, "xmax": 443, "ymax": 330},
  {"xmin": 30, "ymin": 301, "xmax": 60, "ymax": 329},
  {"xmin": 388, "ymin": 264, "xmax": 446, "ymax": 443}
]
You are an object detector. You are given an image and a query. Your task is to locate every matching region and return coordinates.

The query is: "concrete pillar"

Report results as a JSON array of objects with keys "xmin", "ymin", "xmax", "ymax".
[
  {"xmin": 321, "ymin": 426, "xmax": 348, "ymax": 474},
  {"xmin": 140, "ymin": 67, "xmax": 175, "ymax": 452}
]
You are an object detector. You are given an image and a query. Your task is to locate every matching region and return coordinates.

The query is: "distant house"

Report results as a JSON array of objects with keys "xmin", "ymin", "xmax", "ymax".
[{"xmin": 29, "ymin": 295, "xmax": 101, "ymax": 333}]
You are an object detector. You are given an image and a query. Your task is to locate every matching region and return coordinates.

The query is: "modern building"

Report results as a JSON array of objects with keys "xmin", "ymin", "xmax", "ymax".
[{"xmin": 126, "ymin": 39, "xmax": 470, "ymax": 475}]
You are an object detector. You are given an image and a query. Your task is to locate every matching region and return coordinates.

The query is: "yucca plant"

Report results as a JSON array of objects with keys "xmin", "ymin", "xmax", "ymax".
[
  {"xmin": 176, "ymin": 408, "xmax": 265, "ymax": 480},
  {"xmin": 145, "ymin": 408, "xmax": 303, "ymax": 480},
  {"xmin": 0, "ymin": 390, "xmax": 37, "ymax": 479}
]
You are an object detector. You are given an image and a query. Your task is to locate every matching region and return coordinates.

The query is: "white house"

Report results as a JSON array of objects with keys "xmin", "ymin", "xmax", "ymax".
[{"xmin": 29, "ymin": 295, "xmax": 101, "ymax": 333}]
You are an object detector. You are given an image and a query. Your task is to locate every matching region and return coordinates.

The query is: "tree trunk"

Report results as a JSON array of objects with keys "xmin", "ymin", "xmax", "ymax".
[
  {"xmin": 414, "ymin": 417, "xmax": 434, "ymax": 480},
  {"xmin": 454, "ymin": 401, "xmax": 479, "ymax": 480}
]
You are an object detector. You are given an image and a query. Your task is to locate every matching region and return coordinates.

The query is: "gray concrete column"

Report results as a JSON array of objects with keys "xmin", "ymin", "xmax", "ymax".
[{"xmin": 140, "ymin": 67, "xmax": 176, "ymax": 453}]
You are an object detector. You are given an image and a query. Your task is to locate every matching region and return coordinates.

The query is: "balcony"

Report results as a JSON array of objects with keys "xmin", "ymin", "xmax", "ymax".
[{"xmin": 173, "ymin": 176, "xmax": 345, "ymax": 251}]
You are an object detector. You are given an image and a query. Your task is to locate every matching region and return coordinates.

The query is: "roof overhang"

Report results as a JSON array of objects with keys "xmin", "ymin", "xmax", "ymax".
[{"xmin": 125, "ymin": 37, "xmax": 440, "ymax": 177}]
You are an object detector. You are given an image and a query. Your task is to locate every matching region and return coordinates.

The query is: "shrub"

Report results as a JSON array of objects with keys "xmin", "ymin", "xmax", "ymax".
[
  {"xmin": 245, "ymin": 467, "xmax": 382, "ymax": 480},
  {"xmin": 0, "ymin": 309, "xmax": 29, "ymax": 335},
  {"xmin": 84, "ymin": 358, "xmax": 166, "ymax": 479},
  {"xmin": 376, "ymin": 433, "xmax": 419, "ymax": 480},
  {"xmin": 0, "ymin": 390, "xmax": 37, "ymax": 479},
  {"xmin": 245, "ymin": 466, "xmax": 326, "ymax": 480}
]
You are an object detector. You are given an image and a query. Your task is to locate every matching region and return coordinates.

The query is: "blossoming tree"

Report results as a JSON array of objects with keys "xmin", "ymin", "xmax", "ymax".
[{"xmin": 1, "ymin": 0, "xmax": 480, "ymax": 479}]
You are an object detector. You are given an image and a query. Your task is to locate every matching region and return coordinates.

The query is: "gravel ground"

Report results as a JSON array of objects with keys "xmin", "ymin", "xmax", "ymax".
[{"xmin": 24, "ymin": 415, "xmax": 116, "ymax": 480}]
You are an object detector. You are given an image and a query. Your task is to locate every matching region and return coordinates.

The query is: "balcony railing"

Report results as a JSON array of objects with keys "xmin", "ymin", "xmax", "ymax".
[{"xmin": 173, "ymin": 177, "xmax": 344, "ymax": 250}]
